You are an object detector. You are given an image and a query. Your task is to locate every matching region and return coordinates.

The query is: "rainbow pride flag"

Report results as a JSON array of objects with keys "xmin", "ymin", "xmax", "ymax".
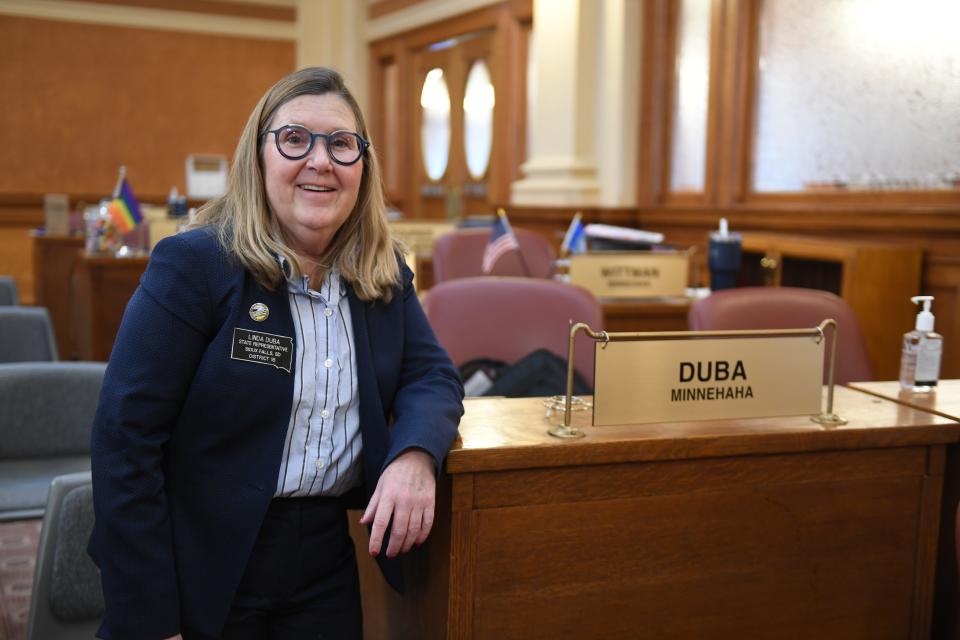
[{"xmin": 107, "ymin": 178, "xmax": 143, "ymax": 234}]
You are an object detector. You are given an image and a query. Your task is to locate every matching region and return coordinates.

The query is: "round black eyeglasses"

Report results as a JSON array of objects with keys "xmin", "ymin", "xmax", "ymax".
[{"xmin": 264, "ymin": 125, "xmax": 369, "ymax": 165}]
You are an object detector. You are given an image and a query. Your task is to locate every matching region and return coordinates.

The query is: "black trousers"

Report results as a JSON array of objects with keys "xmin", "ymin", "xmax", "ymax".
[{"xmin": 186, "ymin": 496, "xmax": 363, "ymax": 640}]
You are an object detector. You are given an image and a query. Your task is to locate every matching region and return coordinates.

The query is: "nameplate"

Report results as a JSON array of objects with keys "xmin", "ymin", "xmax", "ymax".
[
  {"xmin": 231, "ymin": 328, "xmax": 293, "ymax": 373},
  {"xmin": 569, "ymin": 252, "xmax": 689, "ymax": 298},
  {"xmin": 592, "ymin": 335, "xmax": 823, "ymax": 425},
  {"xmin": 389, "ymin": 221, "xmax": 457, "ymax": 256}
]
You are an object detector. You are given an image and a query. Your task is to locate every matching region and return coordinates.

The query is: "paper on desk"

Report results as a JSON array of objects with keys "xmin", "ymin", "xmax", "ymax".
[{"xmin": 584, "ymin": 224, "xmax": 665, "ymax": 245}]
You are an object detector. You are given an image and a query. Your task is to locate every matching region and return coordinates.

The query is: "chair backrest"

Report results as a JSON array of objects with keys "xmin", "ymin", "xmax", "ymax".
[
  {"xmin": 0, "ymin": 307, "xmax": 59, "ymax": 362},
  {"xmin": 431, "ymin": 228, "xmax": 557, "ymax": 282},
  {"xmin": 0, "ymin": 362, "xmax": 106, "ymax": 459},
  {"xmin": 422, "ymin": 277, "xmax": 603, "ymax": 386},
  {"xmin": 688, "ymin": 286, "xmax": 874, "ymax": 384},
  {"xmin": 0, "ymin": 276, "xmax": 18, "ymax": 305},
  {"xmin": 26, "ymin": 471, "xmax": 104, "ymax": 640}
]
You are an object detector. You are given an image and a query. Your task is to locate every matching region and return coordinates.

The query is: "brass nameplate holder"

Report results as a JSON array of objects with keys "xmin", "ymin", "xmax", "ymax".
[
  {"xmin": 568, "ymin": 252, "xmax": 689, "ymax": 298},
  {"xmin": 547, "ymin": 320, "xmax": 846, "ymax": 439}
]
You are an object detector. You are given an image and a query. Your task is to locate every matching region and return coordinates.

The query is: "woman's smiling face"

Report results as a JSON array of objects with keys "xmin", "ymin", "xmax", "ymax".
[{"xmin": 262, "ymin": 93, "xmax": 363, "ymax": 263}]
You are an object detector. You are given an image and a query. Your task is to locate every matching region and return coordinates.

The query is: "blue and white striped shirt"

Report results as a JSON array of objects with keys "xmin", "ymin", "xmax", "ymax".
[{"xmin": 275, "ymin": 265, "xmax": 362, "ymax": 497}]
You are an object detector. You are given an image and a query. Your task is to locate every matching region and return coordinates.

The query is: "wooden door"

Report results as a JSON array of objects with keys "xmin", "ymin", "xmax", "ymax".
[{"xmin": 411, "ymin": 32, "xmax": 497, "ymax": 220}]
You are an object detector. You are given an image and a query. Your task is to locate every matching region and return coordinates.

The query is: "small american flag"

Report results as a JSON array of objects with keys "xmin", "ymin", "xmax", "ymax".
[{"xmin": 481, "ymin": 209, "xmax": 520, "ymax": 273}]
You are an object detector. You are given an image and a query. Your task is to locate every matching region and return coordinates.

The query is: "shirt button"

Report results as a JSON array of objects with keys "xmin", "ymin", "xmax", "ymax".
[
  {"xmin": 315, "ymin": 459, "xmax": 324, "ymax": 470},
  {"xmin": 324, "ymin": 308, "xmax": 333, "ymax": 317},
  {"xmin": 321, "ymin": 408, "xmax": 330, "ymax": 418},
  {"xmin": 324, "ymin": 358, "xmax": 333, "ymax": 368}
]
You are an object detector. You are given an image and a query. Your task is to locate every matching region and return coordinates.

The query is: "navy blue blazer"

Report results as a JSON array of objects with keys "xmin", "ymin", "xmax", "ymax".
[{"xmin": 88, "ymin": 228, "xmax": 463, "ymax": 640}]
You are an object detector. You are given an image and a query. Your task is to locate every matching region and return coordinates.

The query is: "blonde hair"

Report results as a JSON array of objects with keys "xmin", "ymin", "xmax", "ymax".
[{"xmin": 194, "ymin": 67, "xmax": 401, "ymax": 301}]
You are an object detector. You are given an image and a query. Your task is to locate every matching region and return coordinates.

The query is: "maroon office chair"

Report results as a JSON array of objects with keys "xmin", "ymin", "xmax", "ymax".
[
  {"xmin": 688, "ymin": 287, "xmax": 874, "ymax": 384},
  {"xmin": 431, "ymin": 228, "xmax": 556, "ymax": 282},
  {"xmin": 422, "ymin": 277, "xmax": 603, "ymax": 387}
]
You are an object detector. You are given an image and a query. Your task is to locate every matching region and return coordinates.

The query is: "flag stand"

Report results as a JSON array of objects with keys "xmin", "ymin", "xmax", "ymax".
[
  {"xmin": 498, "ymin": 208, "xmax": 532, "ymax": 276},
  {"xmin": 112, "ymin": 165, "xmax": 126, "ymax": 200}
]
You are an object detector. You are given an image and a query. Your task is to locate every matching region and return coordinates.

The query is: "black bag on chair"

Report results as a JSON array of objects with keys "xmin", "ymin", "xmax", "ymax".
[{"xmin": 460, "ymin": 349, "xmax": 591, "ymax": 398}]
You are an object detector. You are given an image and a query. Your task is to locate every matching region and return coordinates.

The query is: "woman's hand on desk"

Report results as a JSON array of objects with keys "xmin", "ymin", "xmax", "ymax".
[{"xmin": 360, "ymin": 449, "xmax": 436, "ymax": 559}]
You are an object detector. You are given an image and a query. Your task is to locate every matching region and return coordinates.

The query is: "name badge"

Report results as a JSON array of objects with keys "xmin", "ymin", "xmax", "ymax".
[{"xmin": 231, "ymin": 328, "xmax": 293, "ymax": 373}]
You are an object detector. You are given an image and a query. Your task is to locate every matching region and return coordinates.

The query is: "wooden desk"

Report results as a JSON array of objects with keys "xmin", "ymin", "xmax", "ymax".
[
  {"xmin": 849, "ymin": 380, "xmax": 960, "ymax": 640},
  {"xmin": 850, "ymin": 380, "xmax": 960, "ymax": 422},
  {"xmin": 32, "ymin": 234, "xmax": 84, "ymax": 358},
  {"xmin": 600, "ymin": 296, "xmax": 691, "ymax": 332},
  {"xmin": 354, "ymin": 388, "xmax": 959, "ymax": 639},
  {"xmin": 72, "ymin": 253, "xmax": 148, "ymax": 361}
]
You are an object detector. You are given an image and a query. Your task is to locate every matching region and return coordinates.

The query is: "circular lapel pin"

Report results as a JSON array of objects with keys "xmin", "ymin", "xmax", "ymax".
[{"xmin": 249, "ymin": 302, "xmax": 269, "ymax": 322}]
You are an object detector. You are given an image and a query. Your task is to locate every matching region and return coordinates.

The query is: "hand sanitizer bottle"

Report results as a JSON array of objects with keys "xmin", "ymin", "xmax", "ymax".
[{"xmin": 899, "ymin": 295, "xmax": 943, "ymax": 392}]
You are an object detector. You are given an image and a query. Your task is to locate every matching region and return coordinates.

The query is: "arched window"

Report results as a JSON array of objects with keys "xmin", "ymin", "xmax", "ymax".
[
  {"xmin": 463, "ymin": 60, "xmax": 495, "ymax": 180},
  {"xmin": 420, "ymin": 67, "xmax": 451, "ymax": 181}
]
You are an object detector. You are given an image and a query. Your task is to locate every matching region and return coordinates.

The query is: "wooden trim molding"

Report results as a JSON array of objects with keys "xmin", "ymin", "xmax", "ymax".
[
  {"xmin": 636, "ymin": 0, "xmax": 670, "ymax": 208},
  {"xmin": 367, "ymin": 0, "xmax": 502, "ymax": 41},
  {"xmin": 0, "ymin": 0, "xmax": 296, "ymax": 40},
  {"xmin": 74, "ymin": 0, "xmax": 294, "ymax": 21},
  {"xmin": 0, "ymin": 193, "xmax": 205, "ymax": 222},
  {"xmin": 369, "ymin": 0, "xmax": 425, "ymax": 20}
]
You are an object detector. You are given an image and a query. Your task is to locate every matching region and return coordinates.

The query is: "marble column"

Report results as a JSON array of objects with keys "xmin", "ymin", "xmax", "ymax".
[
  {"xmin": 511, "ymin": 0, "xmax": 640, "ymax": 207},
  {"xmin": 296, "ymin": 0, "xmax": 368, "ymax": 111}
]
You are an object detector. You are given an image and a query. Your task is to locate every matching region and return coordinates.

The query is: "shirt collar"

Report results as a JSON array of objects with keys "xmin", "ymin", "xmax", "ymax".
[{"xmin": 277, "ymin": 255, "xmax": 343, "ymax": 304}]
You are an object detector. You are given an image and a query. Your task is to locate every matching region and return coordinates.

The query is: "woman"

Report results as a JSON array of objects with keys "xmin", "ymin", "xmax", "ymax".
[{"xmin": 88, "ymin": 67, "xmax": 464, "ymax": 640}]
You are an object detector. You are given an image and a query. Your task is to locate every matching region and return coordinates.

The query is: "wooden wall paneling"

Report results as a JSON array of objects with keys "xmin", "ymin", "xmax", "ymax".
[
  {"xmin": 0, "ymin": 206, "xmax": 39, "ymax": 304},
  {"xmin": 844, "ymin": 245, "xmax": 923, "ymax": 377},
  {"xmin": 0, "ymin": 227, "xmax": 34, "ymax": 305},
  {"xmin": 32, "ymin": 234, "xmax": 84, "ymax": 359},
  {"xmin": 371, "ymin": 40, "xmax": 415, "ymax": 212},
  {"xmin": 63, "ymin": 0, "xmax": 296, "ymax": 21},
  {"xmin": 488, "ymin": 6, "xmax": 526, "ymax": 208},
  {"xmin": 712, "ymin": 0, "xmax": 757, "ymax": 206},
  {"xmin": 747, "ymin": 190, "xmax": 960, "ymax": 209},
  {"xmin": 701, "ymin": 0, "xmax": 725, "ymax": 206},
  {"xmin": 514, "ymin": 16, "xmax": 532, "ymax": 191},
  {"xmin": 369, "ymin": 45, "xmax": 402, "ymax": 208},
  {"xmin": 922, "ymin": 255, "xmax": 960, "ymax": 379},
  {"xmin": 636, "ymin": 0, "xmax": 669, "ymax": 208},
  {"xmin": 374, "ymin": 6, "xmax": 502, "ymax": 53},
  {"xmin": 368, "ymin": 52, "xmax": 389, "ymax": 191},
  {"xmin": 657, "ymin": 0, "xmax": 680, "ymax": 204},
  {"xmin": 368, "ymin": 0, "xmax": 431, "ymax": 20},
  {"xmin": 712, "ymin": 0, "xmax": 737, "ymax": 207},
  {"xmin": 734, "ymin": 0, "xmax": 761, "ymax": 203},
  {"xmin": 0, "ymin": 15, "xmax": 294, "ymax": 199},
  {"xmin": 636, "ymin": 206, "xmax": 960, "ymax": 236}
]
